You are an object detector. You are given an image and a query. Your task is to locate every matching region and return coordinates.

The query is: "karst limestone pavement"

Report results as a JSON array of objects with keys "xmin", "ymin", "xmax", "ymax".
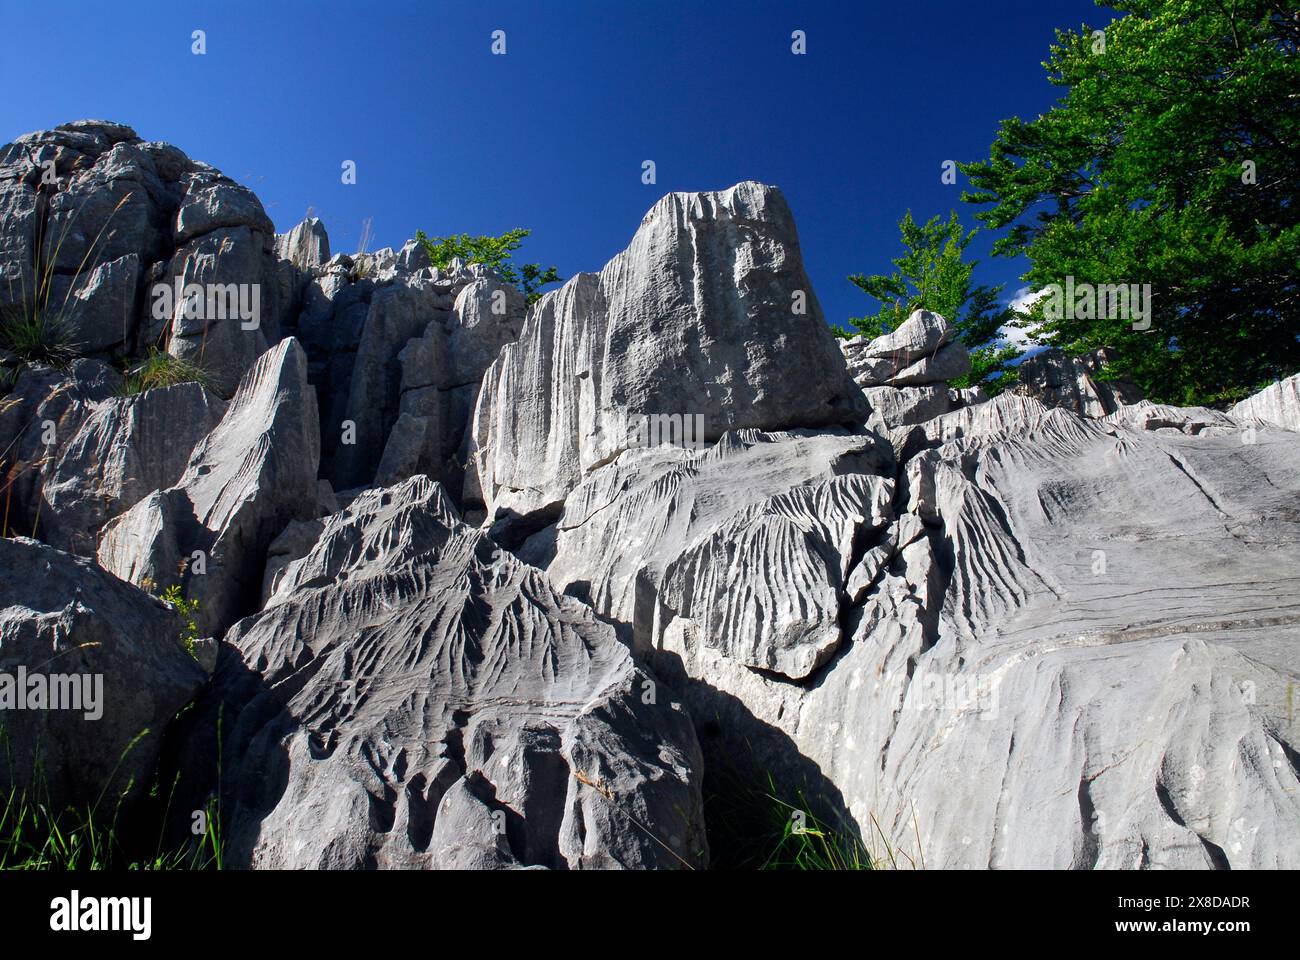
[{"xmin": 2, "ymin": 121, "xmax": 1299, "ymax": 868}]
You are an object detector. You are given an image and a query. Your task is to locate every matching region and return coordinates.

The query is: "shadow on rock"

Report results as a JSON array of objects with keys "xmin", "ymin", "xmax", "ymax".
[{"xmin": 653, "ymin": 648, "xmax": 866, "ymax": 870}]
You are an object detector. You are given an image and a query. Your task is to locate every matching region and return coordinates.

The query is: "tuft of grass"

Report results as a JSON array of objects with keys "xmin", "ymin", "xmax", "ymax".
[
  {"xmin": 759, "ymin": 779, "xmax": 875, "ymax": 870},
  {"xmin": 699, "ymin": 726, "xmax": 923, "ymax": 870},
  {"xmin": 705, "ymin": 758, "xmax": 876, "ymax": 870},
  {"xmin": 2, "ymin": 190, "xmax": 136, "ymax": 373},
  {"xmin": 1, "ymin": 780, "xmax": 222, "ymax": 870},
  {"xmin": 0, "ymin": 305, "xmax": 78, "ymax": 370},
  {"xmin": 122, "ymin": 348, "xmax": 210, "ymax": 395}
]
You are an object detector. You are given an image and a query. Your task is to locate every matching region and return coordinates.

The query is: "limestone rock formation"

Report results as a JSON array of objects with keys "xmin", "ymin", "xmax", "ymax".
[
  {"xmin": 538, "ymin": 391, "xmax": 1300, "ymax": 868},
  {"xmin": 0, "ymin": 358, "xmax": 123, "ymax": 540},
  {"xmin": 40, "ymin": 381, "xmax": 225, "ymax": 555},
  {"xmin": 98, "ymin": 338, "xmax": 320, "ymax": 636},
  {"xmin": 0, "ymin": 121, "xmax": 293, "ymax": 397},
  {"xmin": 468, "ymin": 181, "xmax": 867, "ymax": 529},
  {"xmin": 207, "ymin": 476, "xmax": 707, "ymax": 869},
  {"xmin": 293, "ymin": 252, "xmax": 524, "ymax": 498},
  {"xmin": 1012, "ymin": 346, "xmax": 1143, "ymax": 417},
  {"xmin": 545, "ymin": 429, "xmax": 894, "ymax": 679},
  {"xmin": 275, "ymin": 216, "xmax": 330, "ymax": 270},
  {"xmin": 4, "ymin": 122, "xmax": 1299, "ymax": 872},
  {"xmin": 1231, "ymin": 372, "xmax": 1300, "ymax": 432},
  {"xmin": 0, "ymin": 536, "xmax": 205, "ymax": 815},
  {"xmin": 839, "ymin": 310, "xmax": 972, "ymax": 427}
]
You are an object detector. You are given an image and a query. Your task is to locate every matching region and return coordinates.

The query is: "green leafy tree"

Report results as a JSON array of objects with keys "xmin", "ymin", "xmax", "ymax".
[
  {"xmin": 834, "ymin": 211, "xmax": 1022, "ymax": 393},
  {"xmin": 960, "ymin": 0, "xmax": 1300, "ymax": 406},
  {"xmin": 415, "ymin": 227, "xmax": 562, "ymax": 304}
]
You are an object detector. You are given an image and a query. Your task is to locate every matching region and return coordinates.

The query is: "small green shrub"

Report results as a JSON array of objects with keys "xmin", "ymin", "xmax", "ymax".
[
  {"xmin": 415, "ymin": 227, "xmax": 562, "ymax": 304},
  {"xmin": 158, "ymin": 583, "xmax": 201, "ymax": 658}
]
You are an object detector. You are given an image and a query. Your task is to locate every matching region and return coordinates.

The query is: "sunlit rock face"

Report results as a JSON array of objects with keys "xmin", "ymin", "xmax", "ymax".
[
  {"xmin": 4, "ymin": 120, "xmax": 1300, "ymax": 870},
  {"xmin": 467, "ymin": 181, "xmax": 867, "ymax": 531}
]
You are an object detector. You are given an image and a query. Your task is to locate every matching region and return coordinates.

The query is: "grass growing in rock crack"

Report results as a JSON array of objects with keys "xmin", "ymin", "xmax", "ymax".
[
  {"xmin": 700, "ymin": 726, "xmax": 926, "ymax": 870},
  {"xmin": 700, "ymin": 732, "xmax": 874, "ymax": 870},
  {"xmin": 1, "ymin": 191, "xmax": 134, "ymax": 373},
  {"xmin": 705, "ymin": 765, "xmax": 875, "ymax": 870},
  {"xmin": 122, "ymin": 348, "xmax": 211, "ymax": 395},
  {"xmin": 0, "ymin": 307, "xmax": 79, "ymax": 370}
]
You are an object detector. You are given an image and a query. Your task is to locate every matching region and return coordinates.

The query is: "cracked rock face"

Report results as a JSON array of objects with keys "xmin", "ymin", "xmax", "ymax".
[
  {"xmin": 98, "ymin": 338, "xmax": 320, "ymax": 636},
  {"xmin": 539, "ymin": 390, "xmax": 1300, "ymax": 868},
  {"xmin": 41, "ymin": 381, "xmax": 225, "ymax": 556},
  {"xmin": 4, "ymin": 121, "xmax": 1299, "ymax": 873},
  {"xmin": 468, "ymin": 181, "xmax": 867, "ymax": 528},
  {"xmin": 0, "ymin": 121, "xmax": 292, "ymax": 397},
  {"xmin": 546, "ymin": 428, "xmax": 895, "ymax": 680},
  {"xmin": 292, "ymin": 246, "xmax": 524, "ymax": 498},
  {"xmin": 839, "ymin": 310, "xmax": 973, "ymax": 428},
  {"xmin": 206, "ymin": 476, "xmax": 707, "ymax": 869}
]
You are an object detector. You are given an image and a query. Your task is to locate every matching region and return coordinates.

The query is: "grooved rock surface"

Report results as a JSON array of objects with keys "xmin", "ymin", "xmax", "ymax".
[
  {"xmin": 1231, "ymin": 372, "xmax": 1300, "ymax": 432},
  {"xmin": 0, "ymin": 536, "xmax": 205, "ymax": 815},
  {"xmin": 839, "ymin": 310, "xmax": 972, "ymax": 427},
  {"xmin": 97, "ymin": 338, "xmax": 320, "ymax": 635},
  {"xmin": 538, "ymin": 392, "xmax": 1300, "ymax": 868},
  {"xmin": 863, "ymin": 383, "xmax": 951, "ymax": 429},
  {"xmin": 206, "ymin": 476, "xmax": 707, "ymax": 869},
  {"xmin": 274, "ymin": 216, "xmax": 330, "ymax": 270},
  {"xmin": 4, "ymin": 132, "xmax": 1298, "ymax": 873},
  {"xmin": 41, "ymin": 381, "xmax": 225, "ymax": 555},
  {"xmin": 840, "ymin": 309, "xmax": 960, "ymax": 388},
  {"xmin": 468, "ymin": 181, "xmax": 867, "ymax": 524},
  {"xmin": 546, "ymin": 429, "xmax": 895, "ymax": 679},
  {"xmin": 0, "ymin": 358, "xmax": 123, "ymax": 539},
  {"xmin": 297, "ymin": 255, "xmax": 522, "ymax": 498}
]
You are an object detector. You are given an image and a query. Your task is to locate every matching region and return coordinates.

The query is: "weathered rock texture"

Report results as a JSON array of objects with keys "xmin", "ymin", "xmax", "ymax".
[
  {"xmin": 0, "ymin": 121, "xmax": 526, "ymax": 525},
  {"xmin": 4, "ymin": 121, "xmax": 1299, "ymax": 871},
  {"xmin": 1012, "ymin": 346, "xmax": 1144, "ymax": 418},
  {"xmin": 0, "ymin": 536, "xmax": 205, "ymax": 814},
  {"xmin": 546, "ymin": 429, "xmax": 894, "ymax": 680},
  {"xmin": 0, "ymin": 121, "xmax": 294, "ymax": 397},
  {"xmin": 206, "ymin": 476, "xmax": 707, "ymax": 869},
  {"xmin": 290, "ymin": 247, "xmax": 524, "ymax": 499},
  {"xmin": 1231, "ymin": 372, "xmax": 1300, "ymax": 432},
  {"xmin": 468, "ymin": 182, "xmax": 866, "ymax": 529},
  {"xmin": 98, "ymin": 338, "xmax": 320, "ymax": 636},
  {"xmin": 0, "ymin": 358, "xmax": 123, "ymax": 540},
  {"xmin": 839, "ymin": 310, "xmax": 972, "ymax": 428},
  {"xmin": 41, "ymin": 381, "xmax": 225, "ymax": 555},
  {"xmin": 531, "ymin": 388, "xmax": 1300, "ymax": 868}
]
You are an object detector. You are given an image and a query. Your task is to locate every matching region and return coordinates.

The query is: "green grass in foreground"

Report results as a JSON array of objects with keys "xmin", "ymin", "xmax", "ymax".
[{"xmin": 0, "ymin": 726, "xmax": 221, "ymax": 871}]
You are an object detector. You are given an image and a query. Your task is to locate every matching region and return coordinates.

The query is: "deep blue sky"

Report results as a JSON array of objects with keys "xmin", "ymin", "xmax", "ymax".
[{"xmin": 0, "ymin": 0, "xmax": 1114, "ymax": 329}]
